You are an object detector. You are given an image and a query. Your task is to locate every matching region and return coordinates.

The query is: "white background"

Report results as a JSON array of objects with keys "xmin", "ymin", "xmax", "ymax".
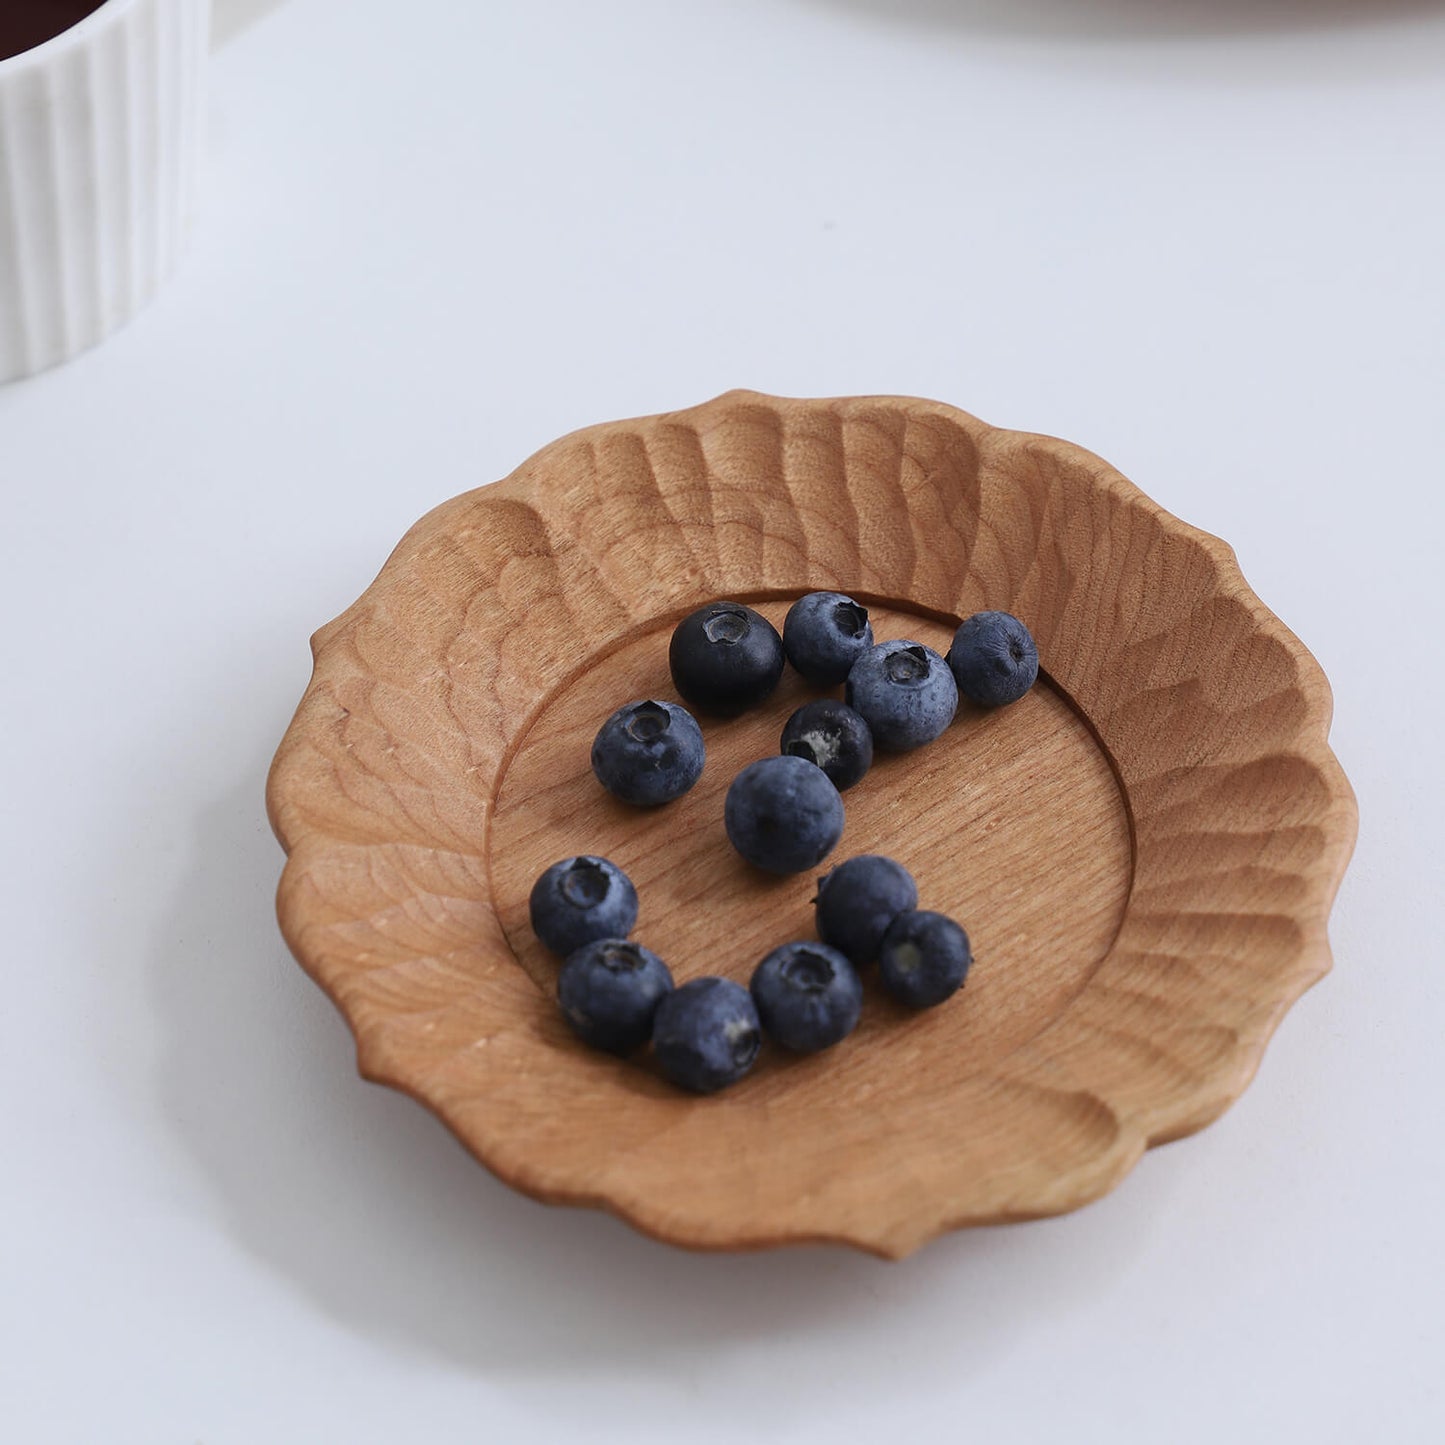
[{"xmin": 3, "ymin": 1, "xmax": 1443, "ymax": 1440}]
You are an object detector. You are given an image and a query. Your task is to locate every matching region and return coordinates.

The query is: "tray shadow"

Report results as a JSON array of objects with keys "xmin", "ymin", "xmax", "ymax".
[
  {"xmin": 150, "ymin": 713, "xmax": 1178, "ymax": 1382},
  {"xmin": 799, "ymin": 0, "xmax": 1445, "ymax": 40}
]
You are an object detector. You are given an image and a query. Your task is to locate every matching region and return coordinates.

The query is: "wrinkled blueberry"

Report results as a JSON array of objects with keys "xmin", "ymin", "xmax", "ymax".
[
  {"xmin": 946, "ymin": 610, "xmax": 1038, "ymax": 708},
  {"xmin": 557, "ymin": 938, "xmax": 675, "ymax": 1054},
  {"xmin": 724, "ymin": 754, "xmax": 845, "ymax": 875},
  {"xmin": 749, "ymin": 941, "xmax": 863, "ymax": 1053},
  {"xmin": 814, "ymin": 854, "xmax": 918, "ymax": 965},
  {"xmin": 845, "ymin": 639, "xmax": 958, "ymax": 751},
  {"xmin": 591, "ymin": 698, "xmax": 705, "ymax": 806},
  {"xmin": 782, "ymin": 591, "xmax": 874, "ymax": 685},
  {"xmin": 652, "ymin": 977, "xmax": 762, "ymax": 1093},
  {"xmin": 780, "ymin": 698, "xmax": 873, "ymax": 791},
  {"xmin": 529, "ymin": 855, "xmax": 639, "ymax": 957},
  {"xmin": 669, "ymin": 600, "xmax": 785, "ymax": 715},
  {"xmin": 878, "ymin": 910, "xmax": 973, "ymax": 1009}
]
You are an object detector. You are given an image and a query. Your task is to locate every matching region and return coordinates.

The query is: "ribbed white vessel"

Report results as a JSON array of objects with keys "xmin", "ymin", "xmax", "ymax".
[{"xmin": 0, "ymin": 0, "xmax": 209, "ymax": 384}]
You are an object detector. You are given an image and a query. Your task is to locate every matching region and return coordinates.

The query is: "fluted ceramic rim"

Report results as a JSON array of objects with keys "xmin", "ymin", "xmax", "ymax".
[
  {"xmin": 267, "ymin": 391, "xmax": 1358, "ymax": 1257},
  {"xmin": 0, "ymin": 0, "xmax": 136, "ymax": 73},
  {"xmin": 0, "ymin": 0, "xmax": 208, "ymax": 383}
]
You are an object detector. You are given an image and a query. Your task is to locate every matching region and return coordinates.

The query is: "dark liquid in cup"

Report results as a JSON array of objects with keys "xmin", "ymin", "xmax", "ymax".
[{"xmin": 1, "ymin": 2, "xmax": 107, "ymax": 65}]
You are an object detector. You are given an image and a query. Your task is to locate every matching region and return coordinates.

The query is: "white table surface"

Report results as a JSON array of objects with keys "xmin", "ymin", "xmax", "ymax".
[{"xmin": 4, "ymin": 1, "xmax": 1443, "ymax": 1440}]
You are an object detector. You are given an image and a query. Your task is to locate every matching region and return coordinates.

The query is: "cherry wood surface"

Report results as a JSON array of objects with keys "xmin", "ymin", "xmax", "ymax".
[{"xmin": 267, "ymin": 391, "xmax": 1356, "ymax": 1257}]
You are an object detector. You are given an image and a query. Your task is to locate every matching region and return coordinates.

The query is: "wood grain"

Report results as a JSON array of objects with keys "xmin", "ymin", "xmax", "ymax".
[{"xmin": 266, "ymin": 390, "xmax": 1358, "ymax": 1257}]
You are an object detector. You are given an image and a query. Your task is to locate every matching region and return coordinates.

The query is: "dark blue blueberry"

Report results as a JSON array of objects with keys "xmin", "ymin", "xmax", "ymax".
[
  {"xmin": 557, "ymin": 938, "xmax": 674, "ymax": 1054},
  {"xmin": 669, "ymin": 600, "xmax": 785, "ymax": 716},
  {"xmin": 749, "ymin": 941, "xmax": 863, "ymax": 1054},
  {"xmin": 845, "ymin": 639, "xmax": 958, "ymax": 751},
  {"xmin": 724, "ymin": 754, "xmax": 845, "ymax": 875},
  {"xmin": 529, "ymin": 855, "xmax": 639, "ymax": 957},
  {"xmin": 814, "ymin": 854, "xmax": 918, "ymax": 966},
  {"xmin": 878, "ymin": 910, "xmax": 973, "ymax": 1009},
  {"xmin": 652, "ymin": 977, "xmax": 762, "ymax": 1093},
  {"xmin": 947, "ymin": 610, "xmax": 1039, "ymax": 708},
  {"xmin": 591, "ymin": 698, "xmax": 705, "ymax": 806},
  {"xmin": 780, "ymin": 699, "xmax": 873, "ymax": 791},
  {"xmin": 782, "ymin": 591, "xmax": 874, "ymax": 685}
]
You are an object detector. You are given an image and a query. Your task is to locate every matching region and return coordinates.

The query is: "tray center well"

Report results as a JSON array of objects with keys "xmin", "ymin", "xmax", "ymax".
[{"xmin": 490, "ymin": 600, "xmax": 1132, "ymax": 1071}]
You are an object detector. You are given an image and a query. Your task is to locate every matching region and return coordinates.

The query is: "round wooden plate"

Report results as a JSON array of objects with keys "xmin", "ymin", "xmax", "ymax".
[{"xmin": 266, "ymin": 391, "xmax": 1357, "ymax": 1258}]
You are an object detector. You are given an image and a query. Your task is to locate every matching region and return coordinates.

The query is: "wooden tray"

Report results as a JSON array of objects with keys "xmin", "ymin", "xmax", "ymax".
[{"xmin": 266, "ymin": 391, "xmax": 1357, "ymax": 1258}]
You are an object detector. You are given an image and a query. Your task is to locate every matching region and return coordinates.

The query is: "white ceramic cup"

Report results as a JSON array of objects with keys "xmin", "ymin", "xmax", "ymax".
[{"xmin": 0, "ymin": 0, "xmax": 209, "ymax": 384}]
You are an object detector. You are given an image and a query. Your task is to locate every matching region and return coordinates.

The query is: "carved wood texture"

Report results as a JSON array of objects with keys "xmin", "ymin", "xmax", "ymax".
[{"xmin": 267, "ymin": 391, "xmax": 1357, "ymax": 1257}]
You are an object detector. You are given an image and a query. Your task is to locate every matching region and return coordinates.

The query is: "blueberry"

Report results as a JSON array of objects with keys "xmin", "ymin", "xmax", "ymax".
[
  {"xmin": 946, "ymin": 610, "xmax": 1039, "ymax": 708},
  {"xmin": 529, "ymin": 855, "xmax": 639, "ymax": 957},
  {"xmin": 845, "ymin": 640, "xmax": 958, "ymax": 751},
  {"xmin": 669, "ymin": 600, "xmax": 785, "ymax": 715},
  {"xmin": 749, "ymin": 941, "xmax": 863, "ymax": 1053},
  {"xmin": 652, "ymin": 977, "xmax": 762, "ymax": 1093},
  {"xmin": 780, "ymin": 699, "xmax": 873, "ymax": 791},
  {"xmin": 724, "ymin": 754, "xmax": 845, "ymax": 874},
  {"xmin": 591, "ymin": 698, "xmax": 705, "ymax": 806},
  {"xmin": 557, "ymin": 939, "xmax": 674, "ymax": 1054},
  {"xmin": 878, "ymin": 910, "xmax": 973, "ymax": 1009},
  {"xmin": 814, "ymin": 854, "xmax": 918, "ymax": 966},
  {"xmin": 782, "ymin": 591, "xmax": 874, "ymax": 685}
]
